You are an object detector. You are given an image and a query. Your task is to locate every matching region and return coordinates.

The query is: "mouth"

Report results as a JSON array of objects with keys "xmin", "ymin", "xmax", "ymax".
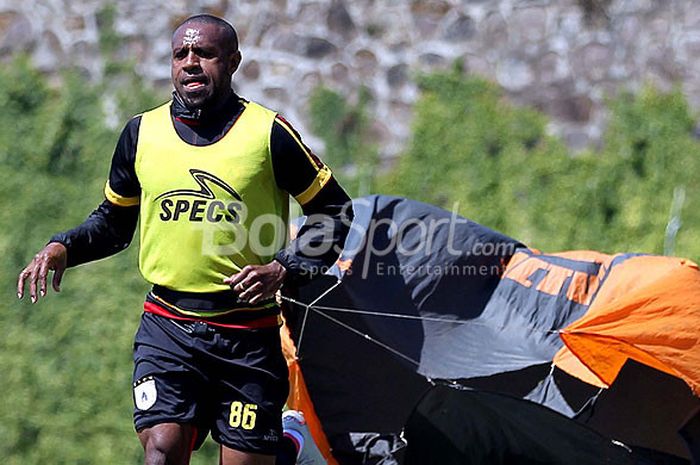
[{"xmin": 181, "ymin": 76, "xmax": 208, "ymax": 91}]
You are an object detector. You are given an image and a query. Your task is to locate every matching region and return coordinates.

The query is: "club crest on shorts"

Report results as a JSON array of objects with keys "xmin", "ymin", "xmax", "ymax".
[{"xmin": 134, "ymin": 376, "xmax": 157, "ymax": 410}]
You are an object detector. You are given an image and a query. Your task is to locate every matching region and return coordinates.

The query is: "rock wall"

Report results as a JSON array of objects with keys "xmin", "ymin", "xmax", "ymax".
[{"xmin": 1, "ymin": 0, "xmax": 699, "ymax": 156}]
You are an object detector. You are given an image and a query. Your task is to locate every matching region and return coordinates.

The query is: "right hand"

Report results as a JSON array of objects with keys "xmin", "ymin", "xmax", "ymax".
[{"xmin": 17, "ymin": 242, "xmax": 68, "ymax": 303}]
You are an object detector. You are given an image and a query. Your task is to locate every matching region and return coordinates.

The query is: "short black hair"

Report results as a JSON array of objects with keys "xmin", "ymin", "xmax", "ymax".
[{"xmin": 174, "ymin": 14, "xmax": 239, "ymax": 52}]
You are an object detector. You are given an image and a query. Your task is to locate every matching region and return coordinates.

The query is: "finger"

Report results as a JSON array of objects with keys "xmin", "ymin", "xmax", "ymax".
[
  {"xmin": 38, "ymin": 259, "xmax": 50, "ymax": 297},
  {"xmin": 29, "ymin": 263, "xmax": 40, "ymax": 303},
  {"xmin": 248, "ymin": 290, "xmax": 271, "ymax": 305},
  {"xmin": 224, "ymin": 266, "xmax": 252, "ymax": 286},
  {"xmin": 238, "ymin": 281, "xmax": 263, "ymax": 301},
  {"xmin": 52, "ymin": 266, "xmax": 65, "ymax": 292},
  {"xmin": 17, "ymin": 267, "xmax": 31, "ymax": 299},
  {"xmin": 234, "ymin": 273, "xmax": 259, "ymax": 293}
]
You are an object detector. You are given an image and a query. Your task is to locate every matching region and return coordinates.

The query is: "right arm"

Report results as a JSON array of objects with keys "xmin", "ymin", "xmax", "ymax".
[{"xmin": 17, "ymin": 117, "xmax": 142, "ymax": 302}]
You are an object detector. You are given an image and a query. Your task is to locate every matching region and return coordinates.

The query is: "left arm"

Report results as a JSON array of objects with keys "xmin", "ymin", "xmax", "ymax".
[{"xmin": 226, "ymin": 116, "xmax": 353, "ymax": 303}]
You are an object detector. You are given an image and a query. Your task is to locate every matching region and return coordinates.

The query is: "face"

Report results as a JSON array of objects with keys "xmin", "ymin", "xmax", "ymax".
[{"xmin": 171, "ymin": 22, "xmax": 241, "ymax": 109}]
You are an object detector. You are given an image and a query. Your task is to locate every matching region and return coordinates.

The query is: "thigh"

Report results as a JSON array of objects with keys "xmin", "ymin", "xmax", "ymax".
[
  {"xmin": 207, "ymin": 326, "xmax": 289, "ymax": 456},
  {"xmin": 133, "ymin": 313, "xmax": 211, "ymax": 447}
]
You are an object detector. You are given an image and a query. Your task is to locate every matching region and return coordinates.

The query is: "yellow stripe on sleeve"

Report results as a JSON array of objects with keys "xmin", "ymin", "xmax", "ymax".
[
  {"xmin": 275, "ymin": 117, "xmax": 334, "ymax": 205},
  {"xmin": 104, "ymin": 181, "xmax": 140, "ymax": 207},
  {"xmin": 295, "ymin": 165, "xmax": 332, "ymax": 205}
]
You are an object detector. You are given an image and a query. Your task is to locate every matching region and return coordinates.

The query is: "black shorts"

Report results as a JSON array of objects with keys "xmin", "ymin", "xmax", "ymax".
[{"xmin": 132, "ymin": 312, "xmax": 289, "ymax": 454}]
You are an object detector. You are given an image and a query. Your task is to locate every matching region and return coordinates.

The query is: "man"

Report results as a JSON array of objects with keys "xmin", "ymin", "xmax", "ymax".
[{"xmin": 17, "ymin": 14, "xmax": 351, "ymax": 465}]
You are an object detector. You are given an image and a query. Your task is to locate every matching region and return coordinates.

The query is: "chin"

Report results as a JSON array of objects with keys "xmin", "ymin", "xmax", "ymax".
[
  {"xmin": 183, "ymin": 97, "xmax": 206, "ymax": 109},
  {"xmin": 179, "ymin": 89, "xmax": 213, "ymax": 109}
]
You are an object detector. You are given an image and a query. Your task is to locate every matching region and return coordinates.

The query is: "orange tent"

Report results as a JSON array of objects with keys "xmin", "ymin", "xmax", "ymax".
[{"xmin": 554, "ymin": 256, "xmax": 700, "ymax": 395}]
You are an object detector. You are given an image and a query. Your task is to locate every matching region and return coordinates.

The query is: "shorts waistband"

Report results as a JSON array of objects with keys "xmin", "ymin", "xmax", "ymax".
[
  {"xmin": 151, "ymin": 284, "xmax": 276, "ymax": 313},
  {"xmin": 143, "ymin": 301, "xmax": 281, "ymax": 329}
]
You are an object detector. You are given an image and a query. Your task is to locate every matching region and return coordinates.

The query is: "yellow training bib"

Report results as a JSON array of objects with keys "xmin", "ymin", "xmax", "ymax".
[{"xmin": 135, "ymin": 100, "xmax": 288, "ymax": 292}]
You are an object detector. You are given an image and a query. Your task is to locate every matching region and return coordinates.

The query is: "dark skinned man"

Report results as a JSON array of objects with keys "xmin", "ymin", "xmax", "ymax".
[{"xmin": 17, "ymin": 14, "xmax": 351, "ymax": 465}]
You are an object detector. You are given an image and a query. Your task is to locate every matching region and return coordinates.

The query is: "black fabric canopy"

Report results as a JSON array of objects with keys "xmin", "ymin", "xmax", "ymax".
[{"xmin": 283, "ymin": 195, "xmax": 698, "ymax": 464}]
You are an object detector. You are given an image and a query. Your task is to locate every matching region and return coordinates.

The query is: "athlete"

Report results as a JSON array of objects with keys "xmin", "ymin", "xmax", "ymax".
[{"xmin": 17, "ymin": 14, "xmax": 352, "ymax": 465}]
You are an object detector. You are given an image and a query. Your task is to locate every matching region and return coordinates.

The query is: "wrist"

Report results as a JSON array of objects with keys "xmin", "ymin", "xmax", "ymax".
[
  {"xmin": 47, "ymin": 236, "xmax": 70, "ymax": 264},
  {"xmin": 272, "ymin": 259, "xmax": 287, "ymax": 281},
  {"xmin": 46, "ymin": 241, "xmax": 68, "ymax": 262}
]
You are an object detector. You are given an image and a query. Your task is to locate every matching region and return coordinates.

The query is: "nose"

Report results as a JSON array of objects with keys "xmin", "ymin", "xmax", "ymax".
[{"xmin": 183, "ymin": 49, "xmax": 200, "ymax": 70}]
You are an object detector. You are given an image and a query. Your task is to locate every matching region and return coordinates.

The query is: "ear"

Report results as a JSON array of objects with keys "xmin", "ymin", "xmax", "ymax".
[{"xmin": 229, "ymin": 50, "xmax": 242, "ymax": 75}]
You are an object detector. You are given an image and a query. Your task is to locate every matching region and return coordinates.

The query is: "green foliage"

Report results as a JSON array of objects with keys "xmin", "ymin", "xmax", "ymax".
[
  {"xmin": 0, "ymin": 60, "xmax": 146, "ymax": 462},
  {"xmin": 3, "ymin": 41, "xmax": 700, "ymax": 465},
  {"xmin": 96, "ymin": 5, "xmax": 119, "ymax": 56},
  {"xmin": 308, "ymin": 86, "xmax": 379, "ymax": 196},
  {"xmin": 0, "ymin": 54, "xmax": 191, "ymax": 465},
  {"xmin": 96, "ymin": 3, "xmax": 162, "ymax": 119},
  {"xmin": 380, "ymin": 70, "xmax": 700, "ymax": 259},
  {"xmin": 596, "ymin": 86, "xmax": 700, "ymax": 256}
]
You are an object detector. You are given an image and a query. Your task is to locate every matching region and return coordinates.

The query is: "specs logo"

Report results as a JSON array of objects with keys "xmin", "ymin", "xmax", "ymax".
[{"xmin": 156, "ymin": 169, "xmax": 244, "ymax": 223}]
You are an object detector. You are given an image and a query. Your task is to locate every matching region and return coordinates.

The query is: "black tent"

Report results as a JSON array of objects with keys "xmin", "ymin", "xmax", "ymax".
[{"xmin": 282, "ymin": 196, "xmax": 700, "ymax": 464}]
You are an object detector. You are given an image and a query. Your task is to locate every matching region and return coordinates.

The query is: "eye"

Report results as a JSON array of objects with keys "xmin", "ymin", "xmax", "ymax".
[
  {"xmin": 173, "ymin": 48, "xmax": 187, "ymax": 59},
  {"xmin": 195, "ymin": 47, "xmax": 216, "ymax": 59}
]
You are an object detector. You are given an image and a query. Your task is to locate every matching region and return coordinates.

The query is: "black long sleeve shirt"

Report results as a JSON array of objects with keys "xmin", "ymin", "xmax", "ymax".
[{"xmin": 51, "ymin": 92, "xmax": 353, "ymax": 287}]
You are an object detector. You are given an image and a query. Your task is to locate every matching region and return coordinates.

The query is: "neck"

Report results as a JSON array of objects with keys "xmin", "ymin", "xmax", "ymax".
[{"xmin": 173, "ymin": 89, "xmax": 234, "ymax": 122}]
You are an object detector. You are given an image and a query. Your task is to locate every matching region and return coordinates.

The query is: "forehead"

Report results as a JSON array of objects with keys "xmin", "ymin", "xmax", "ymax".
[{"xmin": 172, "ymin": 22, "xmax": 224, "ymax": 48}]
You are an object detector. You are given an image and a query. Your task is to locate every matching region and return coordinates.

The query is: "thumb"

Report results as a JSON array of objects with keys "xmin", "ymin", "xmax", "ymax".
[{"xmin": 52, "ymin": 266, "xmax": 65, "ymax": 292}]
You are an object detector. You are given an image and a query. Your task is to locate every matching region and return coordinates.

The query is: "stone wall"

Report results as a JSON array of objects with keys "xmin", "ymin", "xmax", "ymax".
[{"xmin": 1, "ymin": 0, "xmax": 699, "ymax": 156}]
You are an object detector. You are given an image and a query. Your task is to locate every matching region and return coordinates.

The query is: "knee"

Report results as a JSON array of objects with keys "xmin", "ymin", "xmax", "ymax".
[
  {"xmin": 144, "ymin": 436, "xmax": 171, "ymax": 465},
  {"xmin": 139, "ymin": 425, "xmax": 193, "ymax": 465},
  {"xmin": 144, "ymin": 439, "xmax": 168, "ymax": 465}
]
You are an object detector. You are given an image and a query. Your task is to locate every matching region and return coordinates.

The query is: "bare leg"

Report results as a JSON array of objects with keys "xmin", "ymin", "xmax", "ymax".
[
  {"xmin": 220, "ymin": 444, "xmax": 275, "ymax": 465},
  {"xmin": 138, "ymin": 423, "xmax": 197, "ymax": 465}
]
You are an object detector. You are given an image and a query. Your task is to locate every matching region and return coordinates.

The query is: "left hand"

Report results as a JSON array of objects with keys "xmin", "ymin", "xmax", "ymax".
[{"xmin": 224, "ymin": 261, "xmax": 287, "ymax": 305}]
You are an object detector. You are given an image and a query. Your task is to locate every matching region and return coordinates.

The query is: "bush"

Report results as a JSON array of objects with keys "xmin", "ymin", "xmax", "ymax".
[
  {"xmin": 378, "ymin": 70, "xmax": 700, "ymax": 259},
  {"xmin": 3, "ymin": 50, "xmax": 699, "ymax": 465},
  {"xmin": 0, "ymin": 54, "xmax": 195, "ymax": 462},
  {"xmin": 308, "ymin": 86, "xmax": 379, "ymax": 196}
]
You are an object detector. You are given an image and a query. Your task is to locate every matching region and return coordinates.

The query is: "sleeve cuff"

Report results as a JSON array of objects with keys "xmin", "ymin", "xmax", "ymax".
[
  {"xmin": 274, "ymin": 250, "xmax": 313, "ymax": 285},
  {"xmin": 104, "ymin": 181, "xmax": 140, "ymax": 207}
]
